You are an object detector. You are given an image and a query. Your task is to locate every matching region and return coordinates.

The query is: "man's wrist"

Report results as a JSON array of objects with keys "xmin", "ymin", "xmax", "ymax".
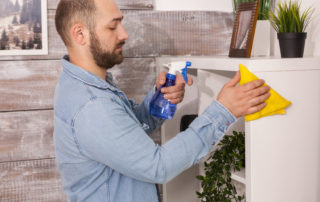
[{"xmin": 202, "ymin": 100, "xmax": 237, "ymax": 127}]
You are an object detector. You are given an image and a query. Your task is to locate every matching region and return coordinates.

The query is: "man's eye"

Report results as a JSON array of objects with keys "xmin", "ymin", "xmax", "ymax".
[{"xmin": 109, "ymin": 27, "xmax": 116, "ymax": 31}]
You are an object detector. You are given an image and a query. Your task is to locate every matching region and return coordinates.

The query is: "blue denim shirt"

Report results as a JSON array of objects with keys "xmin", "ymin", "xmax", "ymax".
[{"xmin": 53, "ymin": 55, "xmax": 236, "ymax": 202}]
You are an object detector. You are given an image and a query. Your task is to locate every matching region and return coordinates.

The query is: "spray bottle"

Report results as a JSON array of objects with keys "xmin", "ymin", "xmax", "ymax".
[{"xmin": 149, "ymin": 61, "xmax": 192, "ymax": 120}]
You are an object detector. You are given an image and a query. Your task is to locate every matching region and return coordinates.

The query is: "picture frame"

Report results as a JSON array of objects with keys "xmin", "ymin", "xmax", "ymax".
[
  {"xmin": 0, "ymin": 0, "xmax": 48, "ymax": 56},
  {"xmin": 229, "ymin": 1, "xmax": 260, "ymax": 58}
]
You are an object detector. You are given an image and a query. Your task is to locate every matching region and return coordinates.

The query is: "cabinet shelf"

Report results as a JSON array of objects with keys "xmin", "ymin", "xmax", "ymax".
[
  {"xmin": 231, "ymin": 168, "xmax": 246, "ymax": 185},
  {"xmin": 157, "ymin": 56, "xmax": 320, "ymax": 72}
]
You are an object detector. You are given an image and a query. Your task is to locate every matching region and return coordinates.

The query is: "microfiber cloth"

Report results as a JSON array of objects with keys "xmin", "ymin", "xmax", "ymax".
[{"xmin": 239, "ymin": 64, "xmax": 292, "ymax": 121}]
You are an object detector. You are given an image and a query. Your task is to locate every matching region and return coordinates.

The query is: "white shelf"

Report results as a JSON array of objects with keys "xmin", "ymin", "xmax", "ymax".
[
  {"xmin": 158, "ymin": 56, "xmax": 320, "ymax": 72},
  {"xmin": 231, "ymin": 168, "xmax": 246, "ymax": 185}
]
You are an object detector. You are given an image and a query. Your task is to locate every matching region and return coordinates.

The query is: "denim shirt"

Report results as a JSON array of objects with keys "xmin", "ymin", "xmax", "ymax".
[{"xmin": 53, "ymin": 55, "xmax": 236, "ymax": 202}]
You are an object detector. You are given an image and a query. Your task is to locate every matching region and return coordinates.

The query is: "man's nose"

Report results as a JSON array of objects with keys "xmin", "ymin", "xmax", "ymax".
[{"xmin": 118, "ymin": 24, "xmax": 129, "ymax": 41}]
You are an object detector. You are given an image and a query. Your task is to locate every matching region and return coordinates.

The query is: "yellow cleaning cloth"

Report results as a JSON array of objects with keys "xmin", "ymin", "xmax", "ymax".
[{"xmin": 239, "ymin": 64, "xmax": 291, "ymax": 121}]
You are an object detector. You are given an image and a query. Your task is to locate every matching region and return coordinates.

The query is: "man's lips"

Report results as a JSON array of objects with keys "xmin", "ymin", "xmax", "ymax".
[{"xmin": 116, "ymin": 42, "xmax": 125, "ymax": 50}]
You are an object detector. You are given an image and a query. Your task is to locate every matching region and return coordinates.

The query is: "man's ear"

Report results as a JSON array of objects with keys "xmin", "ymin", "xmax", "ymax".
[{"xmin": 70, "ymin": 23, "xmax": 89, "ymax": 46}]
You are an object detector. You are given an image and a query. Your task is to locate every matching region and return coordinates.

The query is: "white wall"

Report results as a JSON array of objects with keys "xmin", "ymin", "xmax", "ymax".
[
  {"xmin": 155, "ymin": 0, "xmax": 320, "ymax": 56},
  {"xmin": 155, "ymin": 0, "xmax": 233, "ymax": 12},
  {"xmin": 285, "ymin": 0, "xmax": 320, "ymax": 56}
]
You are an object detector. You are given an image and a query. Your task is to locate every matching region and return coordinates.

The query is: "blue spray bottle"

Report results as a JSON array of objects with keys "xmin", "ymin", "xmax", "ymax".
[{"xmin": 149, "ymin": 61, "xmax": 192, "ymax": 120}]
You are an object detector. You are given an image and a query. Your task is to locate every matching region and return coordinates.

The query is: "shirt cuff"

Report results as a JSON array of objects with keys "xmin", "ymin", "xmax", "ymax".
[
  {"xmin": 203, "ymin": 100, "xmax": 236, "ymax": 127},
  {"xmin": 201, "ymin": 100, "xmax": 237, "ymax": 145}
]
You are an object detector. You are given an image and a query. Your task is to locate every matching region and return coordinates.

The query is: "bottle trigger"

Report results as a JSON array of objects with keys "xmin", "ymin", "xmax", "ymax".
[{"xmin": 181, "ymin": 68, "xmax": 188, "ymax": 83}]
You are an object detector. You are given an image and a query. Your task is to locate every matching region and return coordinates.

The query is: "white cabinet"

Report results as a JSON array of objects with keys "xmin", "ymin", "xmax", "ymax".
[{"xmin": 158, "ymin": 56, "xmax": 320, "ymax": 202}]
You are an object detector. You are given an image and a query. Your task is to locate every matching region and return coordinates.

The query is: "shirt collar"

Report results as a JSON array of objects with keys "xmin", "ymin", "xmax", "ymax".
[{"xmin": 61, "ymin": 55, "xmax": 122, "ymax": 93}]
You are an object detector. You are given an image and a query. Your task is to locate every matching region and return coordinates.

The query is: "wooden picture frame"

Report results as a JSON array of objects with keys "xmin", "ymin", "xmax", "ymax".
[{"xmin": 229, "ymin": 1, "xmax": 260, "ymax": 58}]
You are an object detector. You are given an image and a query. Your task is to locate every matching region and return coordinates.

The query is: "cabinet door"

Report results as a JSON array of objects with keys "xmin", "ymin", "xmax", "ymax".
[{"xmin": 246, "ymin": 69, "xmax": 320, "ymax": 202}]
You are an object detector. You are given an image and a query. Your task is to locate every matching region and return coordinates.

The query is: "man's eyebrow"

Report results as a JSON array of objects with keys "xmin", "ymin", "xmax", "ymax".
[{"xmin": 111, "ymin": 16, "xmax": 124, "ymax": 22}]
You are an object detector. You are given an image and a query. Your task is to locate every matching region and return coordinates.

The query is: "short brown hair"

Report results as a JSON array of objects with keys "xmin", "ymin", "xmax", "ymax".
[{"xmin": 55, "ymin": 0, "xmax": 96, "ymax": 46}]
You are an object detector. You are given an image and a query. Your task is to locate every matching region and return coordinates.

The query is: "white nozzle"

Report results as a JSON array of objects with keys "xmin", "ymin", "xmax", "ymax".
[{"xmin": 164, "ymin": 61, "xmax": 188, "ymax": 75}]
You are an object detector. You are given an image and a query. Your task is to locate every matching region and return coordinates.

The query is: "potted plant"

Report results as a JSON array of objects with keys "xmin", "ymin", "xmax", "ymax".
[
  {"xmin": 196, "ymin": 131, "xmax": 245, "ymax": 202},
  {"xmin": 232, "ymin": 0, "xmax": 274, "ymax": 56},
  {"xmin": 269, "ymin": 0, "xmax": 314, "ymax": 58}
]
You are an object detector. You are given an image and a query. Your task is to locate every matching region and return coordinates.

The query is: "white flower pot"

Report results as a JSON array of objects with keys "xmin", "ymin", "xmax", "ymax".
[{"xmin": 251, "ymin": 20, "xmax": 271, "ymax": 57}]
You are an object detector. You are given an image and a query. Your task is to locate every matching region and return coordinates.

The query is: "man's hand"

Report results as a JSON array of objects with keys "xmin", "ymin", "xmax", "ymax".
[
  {"xmin": 156, "ymin": 72, "xmax": 193, "ymax": 104},
  {"xmin": 217, "ymin": 71, "xmax": 271, "ymax": 118}
]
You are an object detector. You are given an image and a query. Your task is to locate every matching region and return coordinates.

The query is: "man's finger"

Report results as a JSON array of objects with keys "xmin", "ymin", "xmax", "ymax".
[
  {"xmin": 156, "ymin": 71, "xmax": 167, "ymax": 89},
  {"xmin": 164, "ymin": 91, "xmax": 184, "ymax": 100},
  {"xmin": 247, "ymin": 85, "xmax": 270, "ymax": 98},
  {"xmin": 246, "ymin": 102, "xmax": 267, "ymax": 115},
  {"xmin": 157, "ymin": 72, "xmax": 167, "ymax": 85},
  {"xmin": 175, "ymin": 74, "xmax": 186, "ymax": 84},
  {"xmin": 241, "ymin": 79, "xmax": 265, "ymax": 91},
  {"xmin": 161, "ymin": 83, "xmax": 185, "ymax": 93},
  {"xmin": 248, "ymin": 92, "xmax": 270, "ymax": 106},
  {"xmin": 187, "ymin": 75, "xmax": 193, "ymax": 86},
  {"xmin": 225, "ymin": 71, "xmax": 240, "ymax": 87},
  {"xmin": 176, "ymin": 74, "xmax": 193, "ymax": 86}
]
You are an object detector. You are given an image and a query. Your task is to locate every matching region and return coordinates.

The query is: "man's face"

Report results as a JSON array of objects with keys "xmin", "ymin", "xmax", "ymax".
[
  {"xmin": 89, "ymin": 30, "xmax": 125, "ymax": 69},
  {"xmin": 89, "ymin": 0, "xmax": 128, "ymax": 69}
]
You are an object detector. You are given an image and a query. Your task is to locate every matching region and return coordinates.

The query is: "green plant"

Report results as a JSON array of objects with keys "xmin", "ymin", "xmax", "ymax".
[
  {"xmin": 269, "ymin": 0, "xmax": 314, "ymax": 33},
  {"xmin": 232, "ymin": 0, "xmax": 274, "ymax": 20},
  {"xmin": 196, "ymin": 131, "xmax": 245, "ymax": 202}
]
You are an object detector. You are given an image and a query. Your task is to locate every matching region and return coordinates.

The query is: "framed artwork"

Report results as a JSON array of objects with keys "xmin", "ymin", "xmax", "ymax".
[
  {"xmin": 0, "ymin": 0, "xmax": 48, "ymax": 56},
  {"xmin": 229, "ymin": 1, "xmax": 260, "ymax": 58}
]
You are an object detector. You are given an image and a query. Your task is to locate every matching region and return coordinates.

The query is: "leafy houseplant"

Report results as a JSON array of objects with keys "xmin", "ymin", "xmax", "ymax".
[
  {"xmin": 196, "ymin": 131, "xmax": 245, "ymax": 202},
  {"xmin": 269, "ymin": 0, "xmax": 314, "ymax": 58}
]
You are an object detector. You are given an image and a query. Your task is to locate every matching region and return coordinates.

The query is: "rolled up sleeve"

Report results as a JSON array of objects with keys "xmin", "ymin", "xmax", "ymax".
[{"xmin": 73, "ymin": 97, "xmax": 235, "ymax": 184}]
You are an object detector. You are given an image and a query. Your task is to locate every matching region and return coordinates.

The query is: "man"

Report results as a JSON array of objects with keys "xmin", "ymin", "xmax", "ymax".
[{"xmin": 54, "ymin": 0, "xmax": 270, "ymax": 201}]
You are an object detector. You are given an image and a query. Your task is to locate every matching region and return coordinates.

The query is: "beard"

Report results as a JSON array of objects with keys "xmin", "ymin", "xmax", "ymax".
[{"xmin": 89, "ymin": 31, "xmax": 125, "ymax": 69}]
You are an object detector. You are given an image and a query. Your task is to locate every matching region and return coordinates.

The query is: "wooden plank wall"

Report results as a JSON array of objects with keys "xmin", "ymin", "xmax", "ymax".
[{"xmin": 0, "ymin": 0, "xmax": 233, "ymax": 201}]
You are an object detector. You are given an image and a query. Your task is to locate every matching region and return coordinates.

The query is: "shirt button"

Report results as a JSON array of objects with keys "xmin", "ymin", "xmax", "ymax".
[{"xmin": 226, "ymin": 121, "xmax": 230, "ymax": 126}]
